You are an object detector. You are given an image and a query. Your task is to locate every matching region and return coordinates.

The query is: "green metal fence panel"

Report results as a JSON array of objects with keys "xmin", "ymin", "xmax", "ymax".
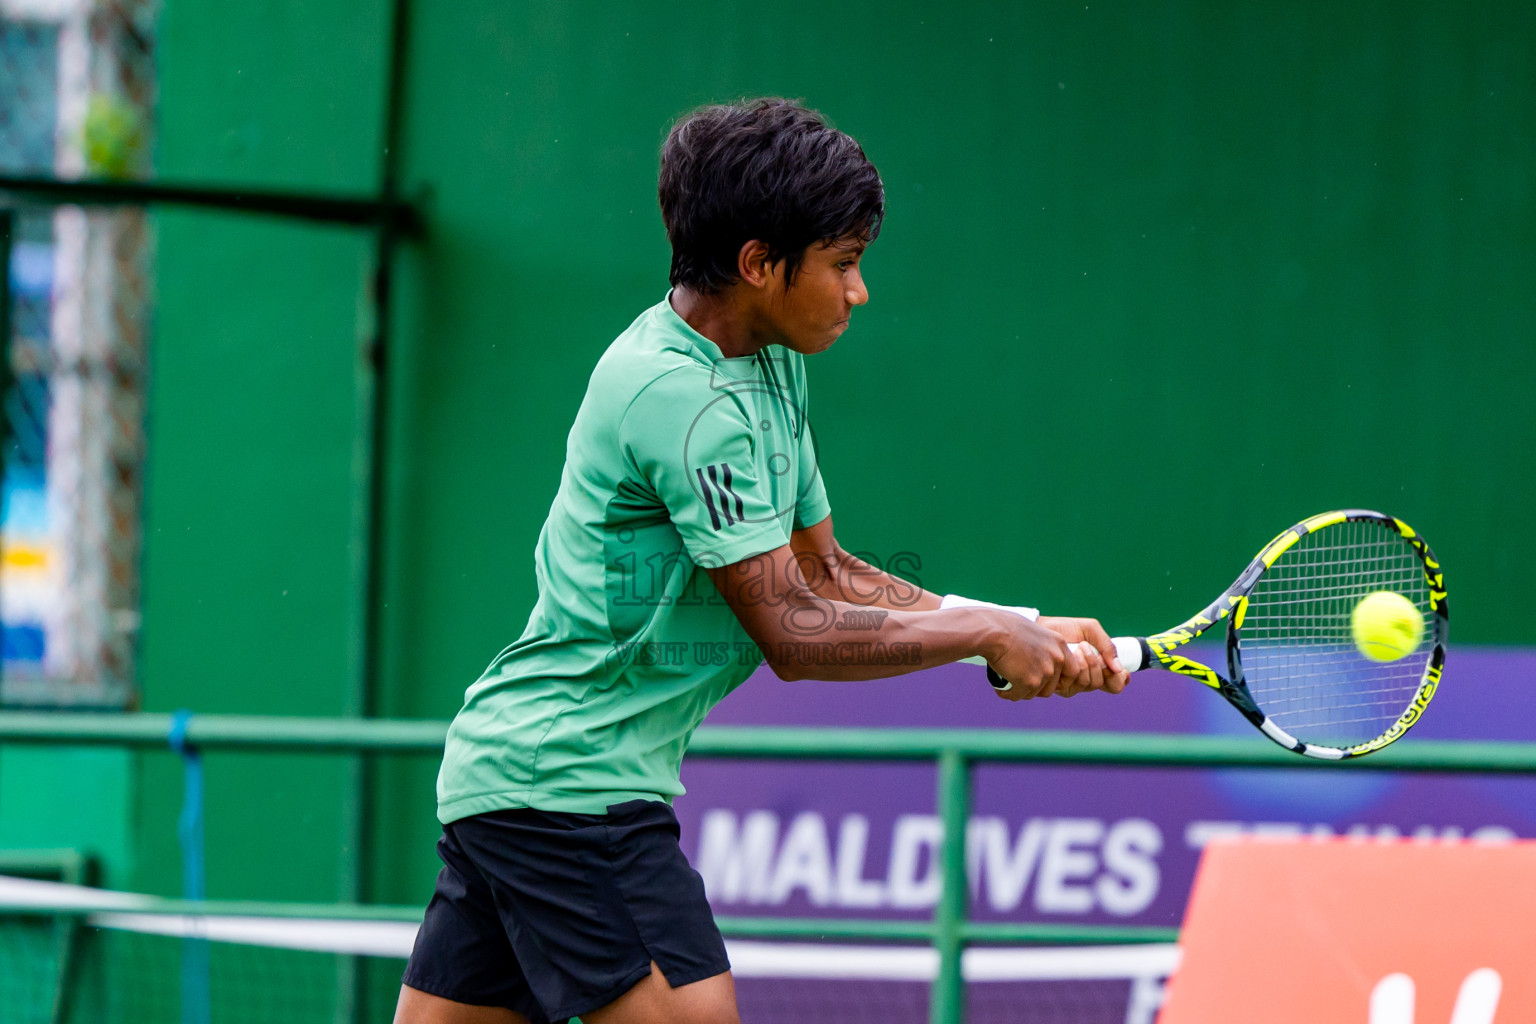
[
  {"xmin": 4, "ymin": 714, "xmax": 1536, "ymax": 774},
  {"xmin": 3, "ymin": 711, "xmax": 1534, "ymax": 1023}
]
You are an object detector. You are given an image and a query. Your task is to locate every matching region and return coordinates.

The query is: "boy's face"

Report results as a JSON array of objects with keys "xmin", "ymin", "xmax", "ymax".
[{"xmin": 764, "ymin": 237, "xmax": 869, "ymax": 355}]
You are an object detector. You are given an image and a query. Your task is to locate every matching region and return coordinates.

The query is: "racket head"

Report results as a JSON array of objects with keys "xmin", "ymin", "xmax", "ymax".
[{"xmin": 1227, "ymin": 510, "xmax": 1447, "ymax": 759}]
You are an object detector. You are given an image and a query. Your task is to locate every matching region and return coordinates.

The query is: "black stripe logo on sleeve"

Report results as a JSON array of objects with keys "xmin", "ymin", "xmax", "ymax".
[
  {"xmin": 706, "ymin": 464, "xmax": 736, "ymax": 526},
  {"xmin": 696, "ymin": 467, "xmax": 722, "ymax": 530},
  {"xmin": 697, "ymin": 463, "xmax": 744, "ymax": 531},
  {"xmin": 720, "ymin": 463, "xmax": 746, "ymax": 523}
]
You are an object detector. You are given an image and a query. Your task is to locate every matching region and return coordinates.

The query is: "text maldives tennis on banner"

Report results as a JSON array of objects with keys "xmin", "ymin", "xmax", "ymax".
[{"xmin": 691, "ymin": 811, "xmax": 1514, "ymax": 917}]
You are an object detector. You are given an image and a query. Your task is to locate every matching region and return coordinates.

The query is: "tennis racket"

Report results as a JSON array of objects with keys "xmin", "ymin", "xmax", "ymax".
[{"xmin": 980, "ymin": 510, "xmax": 1448, "ymax": 760}]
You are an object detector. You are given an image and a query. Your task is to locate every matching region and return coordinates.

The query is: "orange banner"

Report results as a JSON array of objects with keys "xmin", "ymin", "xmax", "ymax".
[{"xmin": 1160, "ymin": 838, "xmax": 1536, "ymax": 1024}]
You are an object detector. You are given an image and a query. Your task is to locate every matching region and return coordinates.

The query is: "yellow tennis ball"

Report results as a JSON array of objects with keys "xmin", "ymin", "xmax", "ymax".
[{"xmin": 1350, "ymin": 591, "xmax": 1424, "ymax": 662}]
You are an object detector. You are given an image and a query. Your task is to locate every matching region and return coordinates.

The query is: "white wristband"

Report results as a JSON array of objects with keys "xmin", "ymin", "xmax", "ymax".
[{"xmin": 939, "ymin": 593, "xmax": 1040, "ymax": 622}]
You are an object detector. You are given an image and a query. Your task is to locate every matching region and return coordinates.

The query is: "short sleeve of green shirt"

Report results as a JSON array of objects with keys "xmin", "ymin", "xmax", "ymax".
[
  {"xmin": 622, "ymin": 370, "xmax": 795, "ymax": 567},
  {"xmin": 793, "ymin": 416, "xmax": 831, "ymax": 531}
]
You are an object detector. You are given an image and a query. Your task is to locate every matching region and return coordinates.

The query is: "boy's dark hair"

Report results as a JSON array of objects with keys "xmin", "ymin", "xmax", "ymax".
[{"xmin": 659, "ymin": 99, "xmax": 884, "ymax": 293}]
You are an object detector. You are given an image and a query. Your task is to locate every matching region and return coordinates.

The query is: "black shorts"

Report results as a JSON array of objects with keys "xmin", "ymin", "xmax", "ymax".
[{"xmin": 401, "ymin": 799, "xmax": 730, "ymax": 1024}]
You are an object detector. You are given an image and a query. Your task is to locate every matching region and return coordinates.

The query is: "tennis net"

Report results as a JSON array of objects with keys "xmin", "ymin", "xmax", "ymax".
[{"xmin": 0, "ymin": 875, "xmax": 1176, "ymax": 1023}]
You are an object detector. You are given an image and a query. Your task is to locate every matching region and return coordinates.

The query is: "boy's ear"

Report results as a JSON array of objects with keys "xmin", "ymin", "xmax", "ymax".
[{"xmin": 736, "ymin": 239, "xmax": 775, "ymax": 289}]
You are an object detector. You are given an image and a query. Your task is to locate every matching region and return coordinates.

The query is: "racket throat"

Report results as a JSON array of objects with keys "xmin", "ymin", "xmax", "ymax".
[
  {"xmin": 1223, "ymin": 684, "xmax": 1266, "ymax": 729},
  {"xmin": 1220, "ymin": 620, "xmax": 1275, "ymax": 729},
  {"xmin": 1220, "ymin": 678, "xmax": 1315, "ymax": 754}
]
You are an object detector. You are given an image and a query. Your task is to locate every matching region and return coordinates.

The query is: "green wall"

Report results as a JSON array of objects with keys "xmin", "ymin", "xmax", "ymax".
[{"xmin": 128, "ymin": 0, "xmax": 1533, "ymax": 928}]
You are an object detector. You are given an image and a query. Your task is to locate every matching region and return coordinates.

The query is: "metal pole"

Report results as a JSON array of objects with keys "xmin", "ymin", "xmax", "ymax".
[
  {"xmin": 338, "ymin": 2, "xmax": 414, "ymax": 1020},
  {"xmin": 0, "ymin": 174, "xmax": 418, "ymax": 232},
  {"xmin": 930, "ymin": 748, "xmax": 971, "ymax": 1024},
  {"xmin": 4, "ymin": 716, "xmax": 1536, "ymax": 774},
  {"xmin": 168, "ymin": 712, "xmax": 210, "ymax": 1024}
]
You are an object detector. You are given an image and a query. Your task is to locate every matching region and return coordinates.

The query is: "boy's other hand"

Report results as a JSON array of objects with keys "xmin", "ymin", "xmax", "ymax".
[
  {"xmin": 1037, "ymin": 615, "xmax": 1132, "ymax": 695},
  {"xmin": 987, "ymin": 615, "xmax": 1131, "ymax": 700}
]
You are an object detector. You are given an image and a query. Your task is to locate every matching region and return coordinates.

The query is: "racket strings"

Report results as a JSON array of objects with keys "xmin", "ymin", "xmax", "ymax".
[{"xmin": 1237, "ymin": 519, "xmax": 1433, "ymax": 749}]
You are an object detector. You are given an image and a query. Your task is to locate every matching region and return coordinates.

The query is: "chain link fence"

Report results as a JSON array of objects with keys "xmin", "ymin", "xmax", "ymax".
[{"xmin": 1, "ymin": 0, "xmax": 154, "ymax": 706}]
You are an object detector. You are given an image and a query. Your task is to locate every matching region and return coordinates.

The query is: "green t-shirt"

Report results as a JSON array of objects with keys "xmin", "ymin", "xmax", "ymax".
[{"xmin": 437, "ymin": 295, "xmax": 831, "ymax": 819}]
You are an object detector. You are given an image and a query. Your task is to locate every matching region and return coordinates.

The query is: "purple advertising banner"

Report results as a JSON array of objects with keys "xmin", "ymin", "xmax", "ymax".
[{"xmin": 674, "ymin": 648, "xmax": 1536, "ymax": 929}]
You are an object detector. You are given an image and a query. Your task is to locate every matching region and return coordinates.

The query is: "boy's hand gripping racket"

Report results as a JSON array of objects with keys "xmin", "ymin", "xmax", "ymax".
[{"xmin": 985, "ymin": 510, "xmax": 1447, "ymax": 760}]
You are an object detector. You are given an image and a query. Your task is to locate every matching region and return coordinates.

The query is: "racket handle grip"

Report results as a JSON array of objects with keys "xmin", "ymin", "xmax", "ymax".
[
  {"xmin": 1062, "ymin": 637, "xmax": 1148, "ymax": 673},
  {"xmin": 980, "ymin": 636, "xmax": 1149, "ymax": 692},
  {"xmin": 1108, "ymin": 636, "xmax": 1149, "ymax": 673}
]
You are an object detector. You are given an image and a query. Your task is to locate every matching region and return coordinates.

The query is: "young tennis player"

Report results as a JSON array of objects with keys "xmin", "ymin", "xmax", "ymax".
[{"xmin": 395, "ymin": 98, "xmax": 1130, "ymax": 1024}]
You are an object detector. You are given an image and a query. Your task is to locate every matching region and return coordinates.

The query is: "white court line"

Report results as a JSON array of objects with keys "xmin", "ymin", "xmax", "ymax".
[
  {"xmin": 0, "ymin": 875, "xmax": 152, "ymax": 910},
  {"xmin": 87, "ymin": 913, "xmax": 422, "ymax": 959},
  {"xmin": 1, "ymin": 876, "xmax": 1180, "ymax": 981},
  {"xmin": 725, "ymin": 940, "xmax": 1180, "ymax": 981},
  {"xmin": 83, "ymin": 919, "xmax": 1182, "ymax": 983}
]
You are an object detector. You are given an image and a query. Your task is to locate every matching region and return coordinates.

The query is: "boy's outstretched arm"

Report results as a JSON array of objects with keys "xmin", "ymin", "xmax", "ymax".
[
  {"xmin": 707, "ymin": 530, "xmax": 1129, "ymax": 699},
  {"xmin": 786, "ymin": 515, "xmax": 1129, "ymax": 687}
]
